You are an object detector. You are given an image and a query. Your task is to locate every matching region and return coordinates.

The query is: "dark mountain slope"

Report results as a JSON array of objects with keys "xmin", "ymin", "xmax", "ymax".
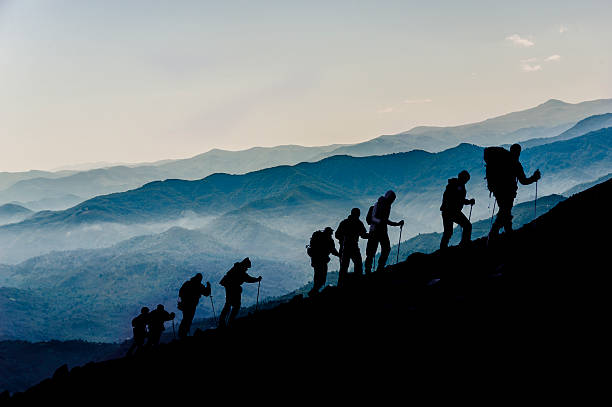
[
  {"xmin": 0, "ymin": 340, "xmax": 121, "ymax": 394},
  {"xmin": 8, "ymin": 178, "xmax": 610, "ymax": 402},
  {"xmin": 563, "ymin": 172, "xmax": 612, "ymax": 196},
  {"xmin": 387, "ymin": 194, "xmax": 566, "ymax": 258}
]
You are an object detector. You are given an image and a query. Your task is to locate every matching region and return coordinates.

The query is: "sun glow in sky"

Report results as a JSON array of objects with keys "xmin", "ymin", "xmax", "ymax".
[{"xmin": 1, "ymin": 0, "xmax": 611, "ymax": 171}]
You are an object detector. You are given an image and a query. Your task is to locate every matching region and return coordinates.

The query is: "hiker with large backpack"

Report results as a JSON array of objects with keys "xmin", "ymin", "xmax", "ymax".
[
  {"xmin": 146, "ymin": 304, "xmax": 175, "ymax": 348},
  {"xmin": 484, "ymin": 143, "xmax": 541, "ymax": 239},
  {"xmin": 335, "ymin": 208, "xmax": 369, "ymax": 288},
  {"xmin": 127, "ymin": 307, "xmax": 149, "ymax": 356},
  {"xmin": 364, "ymin": 190, "xmax": 404, "ymax": 274},
  {"xmin": 218, "ymin": 258, "xmax": 262, "ymax": 327},
  {"xmin": 440, "ymin": 170, "xmax": 476, "ymax": 249},
  {"xmin": 307, "ymin": 227, "xmax": 340, "ymax": 296},
  {"xmin": 177, "ymin": 273, "xmax": 211, "ymax": 339}
]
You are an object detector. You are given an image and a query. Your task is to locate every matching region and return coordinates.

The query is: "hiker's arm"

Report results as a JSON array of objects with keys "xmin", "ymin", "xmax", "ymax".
[
  {"xmin": 330, "ymin": 242, "xmax": 340, "ymax": 257},
  {"xmin": 517, "ymin": 163, "xmax": 540, "ymax": 185},
  {"xmin": 244, "ymin": 274, "xmax": 260, "ymax": 283},
  {"xmin": 464, "ymin": 198, "xmax": 475, "ymax": 205},
  {"xmin": 387, "ymin": 219, "xmax": 404, "ymax": 227},
  {"xmin": 201, "ymin": 282, "xmax": 211, "ymax": 297},
  {"xmin": 359, "ymin": 223, "xmax": 369, "ymax": 239}
]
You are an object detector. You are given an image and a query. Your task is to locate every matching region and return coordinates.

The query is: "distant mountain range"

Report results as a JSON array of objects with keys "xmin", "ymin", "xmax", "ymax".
[
  {"xmin": 0, "ymin": 127, "xmax": 610, "ymax": 266},
  {"xmin": 512, "ymin": 113, "xmax": 612, "ymax": 149},
  {"xmin": 0, "ymin": 127, "xmax": 611, "ymax": 342},
  {"xmin": 1, "ymin": 98, "xmax": 611, "ymax": 211}
]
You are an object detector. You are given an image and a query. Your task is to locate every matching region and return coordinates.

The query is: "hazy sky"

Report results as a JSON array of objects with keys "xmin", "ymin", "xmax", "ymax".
[{"xmin": 1, "ymin": 0, "xmax": 611, "ymax": 172}]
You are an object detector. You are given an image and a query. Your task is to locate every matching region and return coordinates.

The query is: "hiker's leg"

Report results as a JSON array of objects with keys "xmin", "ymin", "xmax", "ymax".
[
  {"xmin": 337, "ymin": 252, "xmax": 350, "ymax": 288},
  {"xmin": 490, "ymin": 194, "xmax": 505, "ymax": 236},
  {"xmin": 440, "ymin": 212, "xmax": 454, "ymax": 249},
  {"xmin": 364, "ymin": 236, "xmax": 379, "ymax": 274},
  {"xmin": 376, "ymin": 233, "xmax": 391, "ymax": 272},
  {"xmin": 228, "ymin": 300, "xmax": 241, "ymax": 325},
  {"xmin": 455, "ymin": 211, "xmax": 472, "ymax": 246},
  {"xmin": 496, "ymin": 196, "xmax": 514, "ymax": 233},
  {"xmin": 311, "ymin": 262, "xmax": 326, "ymax": 293},
  {"xmin": 219, "ymin": 290, "xmax": 232, "ymax": 327},
  {"xmin": 178, "ymin": 307, "xmax": 195, "ymax": 339},
  {"xmin": 352, "ymin": 247, "xmax": 363, "ymax": 276},
  {"xmin": 127, "ymin": 341, "xmax": 137, "ymax": 356},
  {"xmin": 148, "ymin": 331, "xmax": 161, "ymax": 347}
]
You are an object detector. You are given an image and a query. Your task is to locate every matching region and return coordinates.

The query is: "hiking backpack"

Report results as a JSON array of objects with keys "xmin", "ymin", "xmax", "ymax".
[
  {"xmin": 365, "ymin": 205, "xmax": 374, "ymax": 225},
  {"xmin": 306, "ymin": 230, "xmax": 326, "ymax": 257},
  {"xmin": 483, "ymin": 146, "xmax": 514, "ymax": 194}
]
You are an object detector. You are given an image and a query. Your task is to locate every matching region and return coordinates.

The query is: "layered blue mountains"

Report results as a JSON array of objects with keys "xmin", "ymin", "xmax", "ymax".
[
  {"xmin": 2, "ymin": 98, "xmax": 612, "ymax": 212},
  {"xmin": 1, "ymin": 98, "xmax": 612, "ymax": 394}
]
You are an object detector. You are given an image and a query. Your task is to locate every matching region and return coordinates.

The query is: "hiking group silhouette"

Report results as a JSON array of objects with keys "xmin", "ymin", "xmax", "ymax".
[{"xmin": 127, "ymin": 143, "xmax": 541, "ymax": 350}]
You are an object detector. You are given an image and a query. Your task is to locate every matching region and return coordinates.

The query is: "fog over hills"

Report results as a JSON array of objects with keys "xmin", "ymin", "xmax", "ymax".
[
  {"xmin": 0, "ymin": 204, "xmax": 32, "ymax": 226},
  {"xmin": 0, "ymin": 128, "xmax": 610, "ymax": 342},
  {"xmin": 1, "ymin": 98, "xmax": 610, "ymax": 211}
]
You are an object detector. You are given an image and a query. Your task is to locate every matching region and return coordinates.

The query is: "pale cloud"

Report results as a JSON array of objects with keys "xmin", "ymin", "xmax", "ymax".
[
  {"xmin": 545, "ymin": 54, "xmax": 561, "ymax": 62},
  {"xmin": 521, "ymin": 57, "xmax": 537, "ymax": 63},
  {"xmin": 506, "ymin": 34, "xmax": 534, "ymax": 47},
  {"xmin": 404, "ymin": 98, "xmax": 433, "ymax": 104},
  {"xmin": 378, "ymin": 107, "xmax": 394, "ymax": 113},
  {"xmin": 559, "ymin": 25, "xmax": 568, "ymax": 34},
  {"xmin": 520, "ymin": 62, "xmax": 542, "ymax": 72}
]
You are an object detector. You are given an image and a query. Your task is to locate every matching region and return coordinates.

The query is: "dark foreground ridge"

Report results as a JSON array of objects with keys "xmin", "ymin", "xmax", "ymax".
[{"xmin": 6, "ymin": 180, "xmax": 611, "ymax": 402}]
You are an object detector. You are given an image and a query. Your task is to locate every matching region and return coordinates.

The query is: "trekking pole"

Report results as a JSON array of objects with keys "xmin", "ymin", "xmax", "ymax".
[
  {"xmin": 209, "ymin": 295, "xmax": 218, "ymax": 325},
  {"xmin": 256, "ymin": 280, "xmax": 261, "ymax": 312},
  {"xmin": 469, "ymin": 204, "xmax": 473, "ymax": 222},
  {"xmin": 396, "ymin": 224, "xmax": 403, "ymax": 264}
]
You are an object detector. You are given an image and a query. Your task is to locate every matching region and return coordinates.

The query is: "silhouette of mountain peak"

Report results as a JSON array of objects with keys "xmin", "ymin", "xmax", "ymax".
[{"xmin": 540, "ymin": 98, "xmax": 568, "ymax": 106}]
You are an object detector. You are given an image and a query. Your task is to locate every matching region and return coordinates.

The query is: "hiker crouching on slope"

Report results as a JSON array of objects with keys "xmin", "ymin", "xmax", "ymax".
[
  {"xmin": 440, "ymin": 170, "xmax": 476, "ymax": 249},
  {"xmin": 218, "ymin": 257, "xmax": 262, "ymax": 327},
  {"xmin": 364, "ymin": 190, "xmax": 404, "ymax": 274},
  {"xmin": 335, "ymin": 208, "xmax": 369, "ymax": 288},
  {"xmin": 146, "ymin": 304, "xmax": 175, "ymax": 348},
  {"xmin": 485, "ymin": 143, "xmax": 541, "ymax": 239},
  {"xmin": 307, "ymin": 227, "xmax": 340, "ymax": 296},
  {"xmin": 177, "ymin": 273, "xmax": 211, "ymax": 339},
  {"xmin": 127, "ymin": 307, "xmax": 149, "ymax": 356}
]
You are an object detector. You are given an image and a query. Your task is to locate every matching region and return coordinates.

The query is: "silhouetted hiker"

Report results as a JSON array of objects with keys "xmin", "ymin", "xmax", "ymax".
[
  {"xmin": 218, "ymin": 258, "xmax": 262, "ymax": 327},
  {"xmin": 484, "ymin": 143, "xmax": 541, "ymax": 239},
  {"xmin": 335, "ymin": 208, "xmax": 369, "ymax": 288},
  {"xmin": 177, "ymin": 273, "xmax": 212, "ymax": 339},
  {"xmin": 364, "ymin": 190, "xmax": 404, "ymax": 273},
  {"xmin": 440, "ymin": 170, "xmax": 476, "ymax": 249},
  {"xmin": 127, "ymin": 307, "xmax": 149, "ymax": 356},
  {"xmin": 146, "ymin": 304, "xmax": 175, "ymax": 348},
  {"xmin": 307, "ymin": 227, "xmax": 340, "ymax": 296}
]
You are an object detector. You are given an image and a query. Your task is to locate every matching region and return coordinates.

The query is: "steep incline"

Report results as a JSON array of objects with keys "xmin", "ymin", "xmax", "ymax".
[{"xmin": 7, "ymin": 179, "xmax": 611, "ymax": 402}]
